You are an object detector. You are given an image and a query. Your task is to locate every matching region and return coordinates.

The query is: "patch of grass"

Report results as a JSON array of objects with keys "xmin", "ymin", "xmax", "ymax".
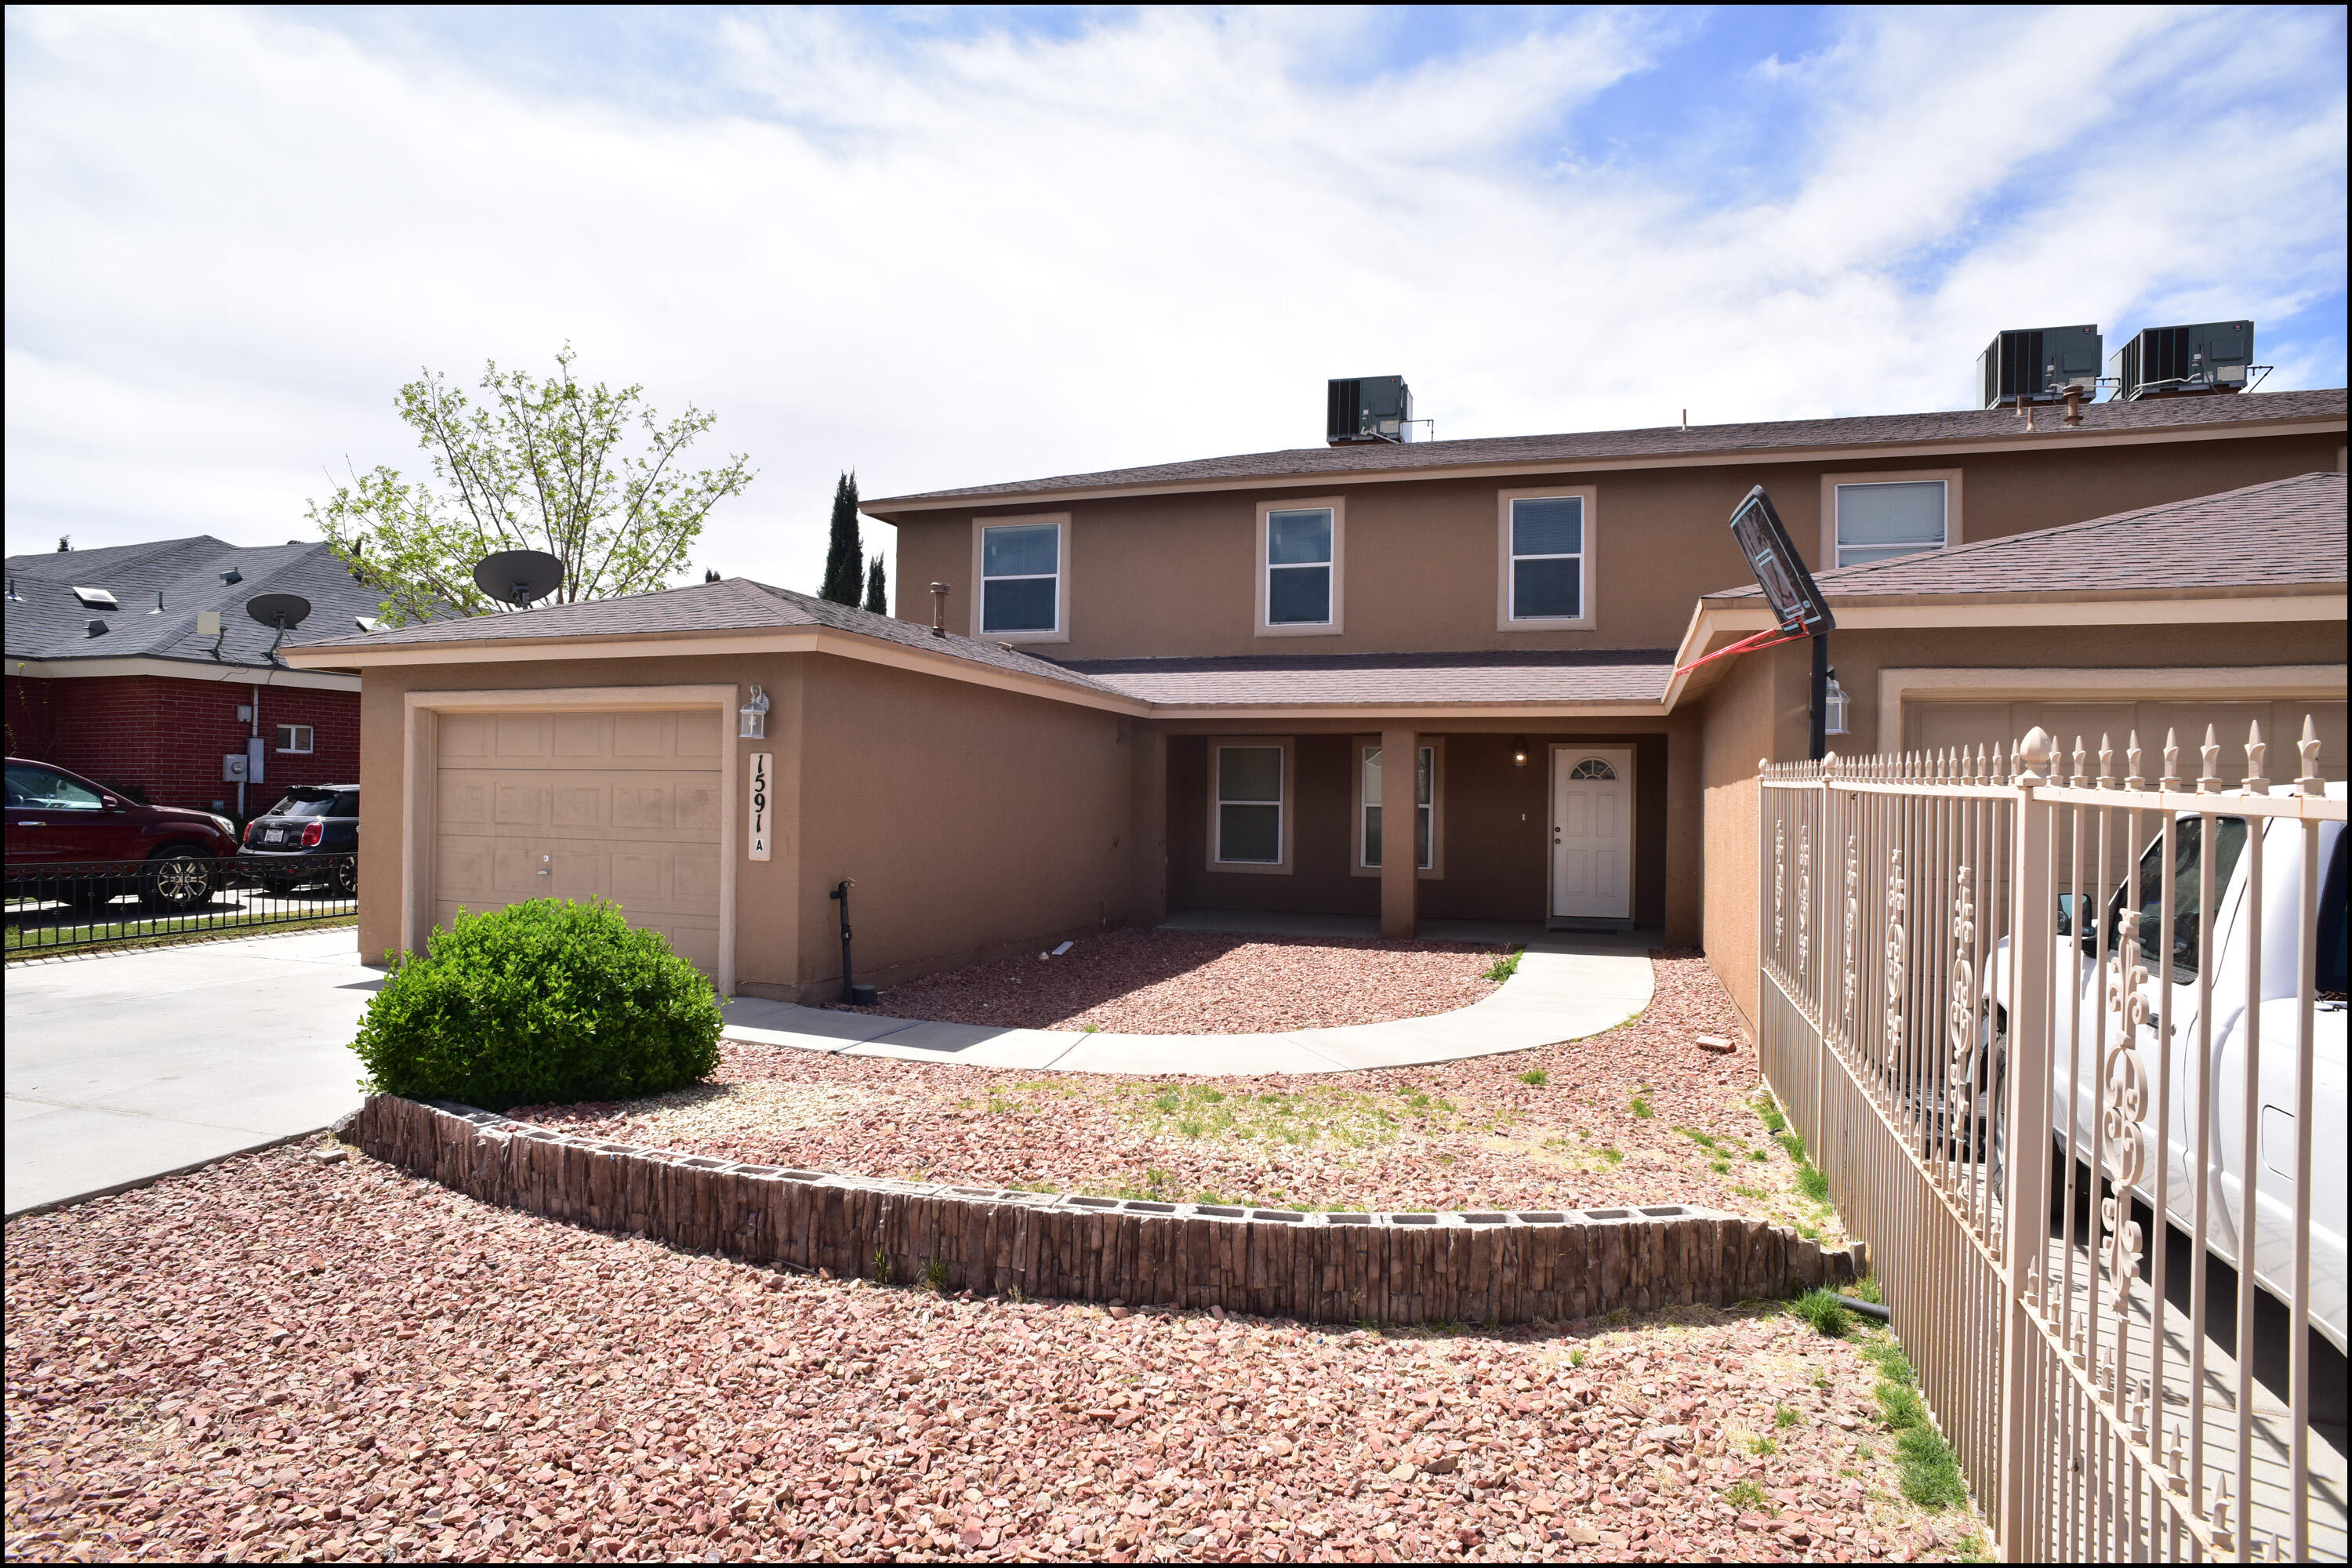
[
  {"xmin": 1956, "ymin": 1529, "xmax": 1993, "ymax": 1562},
  {"xmin": 1775, "ymin": 1130, "xmax": 1809, "ymax": 1164},
  {"xmin": 1730, "ymin": 1183, "xmax": 1769, "ymax": 1201},
  {"xmin": 1843, "ymin": 1274, "xmax": 1884, "ymax": 1305},
  {"xmin": 1567, "ymin": 1349, "xmax": 1586, "ymax": 1367},
  {"xmin": 1789, "ymin": 1288, "xmax": 1853, "ymax": 1338},
  {"xmin": 1875, "ymin": 1380, "xmax": 1928, "ymax": 1430},
  {"xmin": 1484, "ymin": 946, "xmax": 1524, "ymax": 983},
  {"xmin": 1117, "ymin": 1081, "xmax": 1408, "ymax": 1148},
  {"xmin": 872, "ymin": 1247, "xmax": 891, "ymax": 1284},
  {"xmin": 1751, "ymin": 1436, "xmax": 1778, "ymax": 1456},
  {"xmin": 1723, "ymin": 1478, "xmax": 1772, "ymax": 1512},
  {"xmin": 1860, "ymin": 1338, "xmax": 1915, "ymax": 1385},
  {"xmin": 1600, "ymin": 1146, "xmax": 1624, "ymax": 1165},
  {"xmin": 920, "ymin": 1258, "xmax": 949, "ymax": 1293},
  {"xmin": 1773, "ymin": 1405, "xmax": 1802, "ymax": 1428},
  {"xmin": 1671, "ymin": 1125, "xmax": 1723, "ymax": 1152},
  {"xmin": 1747, "ymin": 1148, "xmax": 1770, "ymax": 1162},
  {"xmin": 1710, "ymin": 1160, "xmax": 1731, "ymax": 1174},
  {"xmin": 1795, "ymin": 1165, "xmax": 1831, "ymax": 1203},
  {"xmin": 1629, "ymin": 1093, "xmax": 1654, "ymax": 1119},
  {"xmin": 1755, "ymin": 1094, "xmax": 1788, "ymax": 1134},
  {"xmin": 1896, "ymin": 1425, "xmax": 1969, "ymax": 1510},
  {"xmin": 1517, "ymin": 1068, "xmax": 1548, "ymax": 1087}
]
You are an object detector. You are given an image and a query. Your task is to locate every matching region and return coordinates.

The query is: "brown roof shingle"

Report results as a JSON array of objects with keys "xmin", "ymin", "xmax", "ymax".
[
  {"xmin": 289, "ymin": 577, "xmax": 1126, "ymax": 696},
  {"xmin": 1709, "ymin": 470, "xmax": 2347, "ymax": 603},
  {"xmin": 1056, "ymin": 649, "xmax": 1675, "ymax": 706},
  {"xmin": 866, "ymin": 388, "xmax": 2347, "ymax": 508}
]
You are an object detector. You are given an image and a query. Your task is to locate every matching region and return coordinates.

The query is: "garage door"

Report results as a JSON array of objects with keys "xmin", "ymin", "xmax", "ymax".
[
  {"xmin": 1907, "ymin": 698, "xmax": 2347, "ymax": 782},
  {"xmin": 433, "ymin": 709, "xmax": 723, "ymax": 975}
]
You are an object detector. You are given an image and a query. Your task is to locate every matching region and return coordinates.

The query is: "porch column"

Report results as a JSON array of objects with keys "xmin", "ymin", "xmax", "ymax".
[{"xmin": 1379, "ymin": 726, "xmax": 1419, "ymax": 939}]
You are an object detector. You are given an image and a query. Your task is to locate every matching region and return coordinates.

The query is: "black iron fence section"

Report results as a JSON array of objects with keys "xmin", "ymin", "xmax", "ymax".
[{"xmin": 4, "ymin": 852, "xmax": 358, "ymax": 956}]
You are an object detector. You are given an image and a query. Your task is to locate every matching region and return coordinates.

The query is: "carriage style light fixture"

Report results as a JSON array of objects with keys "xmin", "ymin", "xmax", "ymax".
[
  {"xmin": 739, "ymin": 684, "xmax": 770, "ymax": 739},
  {"xmin": 1511, "ymin": 737, "xmax": 1530, "ymax": 768},
  {"xmin": 1822, "ymin": 670, "xmax": 1850, "ymax": 735}
]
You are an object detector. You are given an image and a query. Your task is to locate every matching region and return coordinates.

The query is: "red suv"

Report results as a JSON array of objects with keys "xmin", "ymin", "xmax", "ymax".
[{"xmin": 3, "ymin": 757, "xmax": 240, "ymax": 911}]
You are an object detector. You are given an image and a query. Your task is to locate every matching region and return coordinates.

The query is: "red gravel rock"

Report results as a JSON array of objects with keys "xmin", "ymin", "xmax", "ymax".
[
  {"xmin": 839, "ymin": 928, "xmax": 1501, "ymax": 1034},
  {"xmin": 520, "ymin": 954, "xmax": 1841, "ymax": 1240},
  {"xmin": 5, "ymin": 1142, "xmax": 1983, "ymax": 1562}
]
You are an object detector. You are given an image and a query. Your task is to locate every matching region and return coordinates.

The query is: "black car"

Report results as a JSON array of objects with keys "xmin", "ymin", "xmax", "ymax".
[{"xmin": 236, "ymin": 786, "xmax": 359, "ymax": 895}]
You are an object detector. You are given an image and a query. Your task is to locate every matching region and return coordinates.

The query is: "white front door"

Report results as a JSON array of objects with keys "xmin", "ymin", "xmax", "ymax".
[{"xmin": 1551, "ymin": 746, "xmax": 1633, "ymax": 921}]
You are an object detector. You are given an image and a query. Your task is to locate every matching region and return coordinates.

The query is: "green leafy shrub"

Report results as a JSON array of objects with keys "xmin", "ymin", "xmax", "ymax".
[{"xmin": 352, "ymin": 898, "xmax": 720, "ymax": 1110}]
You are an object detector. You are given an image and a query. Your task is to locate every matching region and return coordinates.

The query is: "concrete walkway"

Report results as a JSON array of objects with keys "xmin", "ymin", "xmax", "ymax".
[
  {"xmin": 5, "ymin": 927, "xmax": 376, "ymax": 1217},
  {"xmin": 721, "ymin": 927, "xmax": 1654, "ymax": 1076}
]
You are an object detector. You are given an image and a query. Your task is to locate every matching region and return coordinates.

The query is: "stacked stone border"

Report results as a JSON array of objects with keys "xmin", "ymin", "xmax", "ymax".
[{"xmin": 350, "ymin": 1095, "xmax": 1864, "ymax": 1325}]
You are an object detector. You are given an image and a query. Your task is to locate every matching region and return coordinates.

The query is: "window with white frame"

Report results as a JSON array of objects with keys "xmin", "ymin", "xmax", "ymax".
[
  {"xmin": 1213, "ymin": 743, "xmax": 1284, "ymax": 865},
  {"xmin": 1359, "ymin": 743, "xmax": 1436, "ymax": 870},
  {"xmin": 1264, "ymin": 506, "xmax": 1334, "ymax": 626},
  {"xmin": 1833, "ymin": 480, "xmax": 1947, "ymax": 568},
  {"xmin": 979, "ymin": 521, "xmax": 1062, "ymax": 634},
  {"xmin": 1506, "ymin": 495, "xmax": 1585, "ymax": 620},
  {"xmin": 276, "ymin": 724, "xmax": 314, "ymax": 753}
]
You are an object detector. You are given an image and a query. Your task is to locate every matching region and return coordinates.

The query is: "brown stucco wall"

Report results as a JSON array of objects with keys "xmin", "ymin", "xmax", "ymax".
[
  {"xmin": 1695, "ymin": 639, "xmax": 1809, "ymax": 1029},
  {"xmin": 887, "ymin": 431, "xmax": 2342, "ymax": 660},
  {"xmin": 785, "ymin": 656, "xmax": 1137, "ymax": 999}
]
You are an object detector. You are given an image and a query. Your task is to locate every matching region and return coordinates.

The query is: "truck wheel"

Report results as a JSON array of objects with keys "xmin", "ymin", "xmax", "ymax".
[{"xmin": 140, "ymin": 848, "xmax": 216, "ymax": 912}]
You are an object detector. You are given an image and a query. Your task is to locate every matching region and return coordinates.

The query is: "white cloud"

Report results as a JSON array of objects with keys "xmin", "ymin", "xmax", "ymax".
[{"xmin": 4, "ymin": 5, "xmax": 2343, "ymax": 591}]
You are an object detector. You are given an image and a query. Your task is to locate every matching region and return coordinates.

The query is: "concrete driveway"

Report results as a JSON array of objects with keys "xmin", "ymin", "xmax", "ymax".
[{"xmin": 4, "ymin": 927, "xmax": 377, "ymax": 1217}]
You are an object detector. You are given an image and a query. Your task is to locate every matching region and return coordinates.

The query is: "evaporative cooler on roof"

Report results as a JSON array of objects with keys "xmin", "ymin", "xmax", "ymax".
[
  {"xmin": 2111, "ymin": 321, "xmax": 2255, "ymax": 400},
  {"xmin": 1326, "ymin": 376, "xmax": 1415, "ymax": 445},
  {"xmin": 1976, "ymin": 324, "xmax": 2102, "ymax": 408}
]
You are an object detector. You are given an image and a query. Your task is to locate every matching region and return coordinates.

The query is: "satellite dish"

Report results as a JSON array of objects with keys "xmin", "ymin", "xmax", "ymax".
[
  {"xmin": 246, "ymin": 592, "xmax": 313, "ymax": 629},
  {"xmin": 473, "ymin": 550, "xmax": 564, "ymax": 608}
]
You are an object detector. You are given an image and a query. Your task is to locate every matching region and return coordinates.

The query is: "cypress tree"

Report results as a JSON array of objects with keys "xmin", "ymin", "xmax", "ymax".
[
  {"xmin": 818, "ymin": 471, "xmax": 863, "ymax": 604},
  {"xmin": 863, "ymin": 554, "xmax": 888, "ymax": 615}
]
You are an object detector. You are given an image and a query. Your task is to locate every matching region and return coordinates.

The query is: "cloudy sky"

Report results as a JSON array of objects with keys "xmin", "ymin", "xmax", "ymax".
[{"xmin": 5, "ymin": 5, "xmax": 2345, "ymax": 593}]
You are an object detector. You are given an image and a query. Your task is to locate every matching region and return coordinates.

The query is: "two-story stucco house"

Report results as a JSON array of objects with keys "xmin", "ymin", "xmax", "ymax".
[{"xmin": 288, "ymin": 387, "xmax": 2347, "ymax": 1029}]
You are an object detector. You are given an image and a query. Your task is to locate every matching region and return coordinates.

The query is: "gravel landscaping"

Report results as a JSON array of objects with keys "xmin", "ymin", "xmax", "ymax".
[
  {"xmin": 518, "ymin": 954, "xmax": 1846, "ymax": 1244},
  {"xmin": 5, "ymin": 1142, "xmax": 1984, "ymax": 1563},
  {"xmin": 840, "ymin": 929, "xmax": 1503, "ymax": 1034}
]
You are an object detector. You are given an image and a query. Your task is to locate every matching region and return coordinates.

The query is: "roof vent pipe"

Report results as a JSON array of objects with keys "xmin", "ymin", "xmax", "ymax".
[
  {"xmin": 86, "ymin": 618, "xmax": 109, "ymax": 638},
  {"xmin": 929, "ymin": 582, "xmax": 949, "ymax": 638},
  {"xmin": 151, "ymin": 590, "xmax": 166, "ymax": 614},
  {"xmin": 220, "ymin": 568, "xmax": 242, "ymax": 586}
]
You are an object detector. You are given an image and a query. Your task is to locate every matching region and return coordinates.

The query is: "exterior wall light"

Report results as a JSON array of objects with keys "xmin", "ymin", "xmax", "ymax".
[
  {"xmin": 739, "ymin": 684, "xmax": 770, "ymax": 739},
  {"xmin": 1511, "ymin": 739, "xmax": 1530, "ymax": 768},
  {"xmin": 1823, "ymin": 671, "xmax": 1850, "ymax": 736}
]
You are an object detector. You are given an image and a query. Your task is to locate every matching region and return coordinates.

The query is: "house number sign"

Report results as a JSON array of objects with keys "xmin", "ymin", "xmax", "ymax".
[{"xmin": 748, "ymin": 752, "xmax": 773, "ymax": 862}]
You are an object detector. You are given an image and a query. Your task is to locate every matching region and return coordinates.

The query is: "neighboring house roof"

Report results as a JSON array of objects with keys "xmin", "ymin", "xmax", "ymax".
[
  {"xmin": 4, "ymin": 535, "xmax": 396, "ymax": 669},
  {"xmin": 289, "ymin": 576, "xmax": 1130, "ymax": 698},
  {"xmin": 1058, "ymin": 649, "xmax": 1675, "ymax": 707},
  {"xmin": 1708, "ymin": 470, "xmax": 2349, "ymax": 604},
  {"xmin": 865, "ymin": 387, "xmax": 2349, "ymax": 510}
]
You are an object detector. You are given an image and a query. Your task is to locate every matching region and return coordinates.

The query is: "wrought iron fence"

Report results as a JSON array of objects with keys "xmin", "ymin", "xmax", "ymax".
[
  {"xmin": 3, "ymin": 852, "xmax": 357, "ymax": 956},
  {"xmin": 1759, "ymin": 720, "xmax": 2346, "ymax": 1563}
]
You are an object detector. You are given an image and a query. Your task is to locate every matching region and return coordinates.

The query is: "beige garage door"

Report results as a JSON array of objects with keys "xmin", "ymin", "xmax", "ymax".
[
  {"xmin": 1907, "ymin": 698, "xmax": 2347, "ymax": 782},
  {"xmin": 434, "ymin": 709, "xmax": 723, "ymax": 975}
]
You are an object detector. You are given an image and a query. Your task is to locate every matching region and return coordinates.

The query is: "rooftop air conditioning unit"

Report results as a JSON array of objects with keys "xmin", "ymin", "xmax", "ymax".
[
  {"xmin": 2111, "ymin": 321, "xmax": 2255, "ymax": 401},
  {"xmin": 1977, "ymin": 325, "xmax": 2101, "ymax": 408},
  {"xmin": 1327, "ymin": 376, "xmax": 1415, "ymax": 445}
]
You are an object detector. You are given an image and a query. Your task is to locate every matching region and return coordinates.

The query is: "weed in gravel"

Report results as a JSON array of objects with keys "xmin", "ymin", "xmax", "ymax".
[
  {"xmin": 920, "ymin": 1259, "xmax": 949, "ymax": 1293},
  {"xmin": 1896, "ymin": 1427, "xmax": 1969, "ymax": 1509},
  {"xmin": 1484, "ymin": 947, "xmax": 1525, "ymax": 983},
  {"xmin": 1876, "ymin": 1380, "xmax": 1929, "ymax": 1429},
  {"xmin": 1796, "ymin": 1164, "xmax": 1832, "ymax": 1203},
  {"xmin": 1774, "ymin": 1405, "xmax": 1802, "ymax": 1428},
  {"xmin": 1600, "ymin": 1147, "xmax": 1625, "ymax": 1164},
  {"xmin": 1755, "ymin": 1093, "xmax": 1788, "ymax": 1134},
  {"xmin": 1845, "ymin": 1274, "xmax": 1886, "ymax": 1305},
  {"xmin": 1568, "ymin": 1349, "xmax": 1587, "ymax": 1367},
  {"xmin": 1748, "ymin": 1148, "xmax": 1771, "ymax": 1161},
  {"xmin": 1790, "ymin": 1288, "xmax": 1853, "ymax": 1338},
  {"xmin": 871, "ymin": 1247, "xmax": 891, "ymax": 1283},
  {"xmin": 1630, "ymin": 1093, "xmax": 1654, "ymax": 1119},
  {"xmin": 1519, "ymin": 1069, "xmax": 1548, "ymax": 1087},
  {"xmin": 1751, "ymin": 1436, "xmax": 1779, "ymax": 1456},
  {"xmin": 1724, "ymin": 1478, "xmax": 1773, "ymax": 1512},
  {"xmin": 1731, "ymin": 1183, "xmax": 1769, "ymax": 1201},
  {"xmin": 1672, "ymin": 1125, "xmax": 1722, "ymax": 1152},
  {"xmin": 1710, "ymin": 1160, "xmax": 1731, "ymax": 1174},
  {"xmin": 1958, "ymin": 1530, "xmax": 1994, "ymax": 1561}
]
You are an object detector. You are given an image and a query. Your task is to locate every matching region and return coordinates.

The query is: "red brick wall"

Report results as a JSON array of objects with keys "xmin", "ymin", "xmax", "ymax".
[{"xmin": 3, "ymin": 673, "xmax": 359, "ymax": 815}]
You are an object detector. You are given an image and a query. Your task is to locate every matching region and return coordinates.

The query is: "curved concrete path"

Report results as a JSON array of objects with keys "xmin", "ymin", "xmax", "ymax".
[{"xmin": 720, "ymin": 942, "xmax": 1653, "ymax": 1076}]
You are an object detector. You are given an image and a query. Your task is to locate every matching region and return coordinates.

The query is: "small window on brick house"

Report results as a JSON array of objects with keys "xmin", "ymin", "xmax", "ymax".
[{"xmin": 276, "ymin": 724, "xmax": 314, "ymax": 754}]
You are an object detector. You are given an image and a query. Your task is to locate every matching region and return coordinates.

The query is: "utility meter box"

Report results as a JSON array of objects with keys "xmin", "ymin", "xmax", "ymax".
[{"xmin": 223, "ymin": 753, "xmax": 249, "ymax": 782}]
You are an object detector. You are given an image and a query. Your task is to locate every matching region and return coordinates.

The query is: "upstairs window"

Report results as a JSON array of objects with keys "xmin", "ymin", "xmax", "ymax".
[
  {"xmin": 1507, "ymin": 496, "xmax": 1585, "ymax": 620},
  {"xmin": 1266, "ymin": 507, "xmax": 1334, "ymax": 625},
  {"xmin": 1833, "ymin": 479, "xmax": 1948, "ymax": 568},
  {"xmin": 978, "ymin": 517, "xmax": 1065, "ymax": 638}
]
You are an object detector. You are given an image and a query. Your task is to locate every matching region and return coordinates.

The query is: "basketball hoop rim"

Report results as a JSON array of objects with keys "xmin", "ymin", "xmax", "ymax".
[{"xmin": 1671, "ymin": 619, "xmax": 1816, "ymax": 677}]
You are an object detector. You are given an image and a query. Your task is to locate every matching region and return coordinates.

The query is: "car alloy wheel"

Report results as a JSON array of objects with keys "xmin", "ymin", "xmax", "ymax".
[
  {"xmin": 332, "ymin": 856, "xmax": 358, "ymax": 897},
  {"xmin": 141, "ymin": 851, "xmax": 215, "ymax": 912}
]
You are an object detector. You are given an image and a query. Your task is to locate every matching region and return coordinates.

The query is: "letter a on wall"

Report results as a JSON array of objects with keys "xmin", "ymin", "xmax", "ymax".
[{"xmin": 748, "ymin": 752, "xmax": 773, "ymax": 862}]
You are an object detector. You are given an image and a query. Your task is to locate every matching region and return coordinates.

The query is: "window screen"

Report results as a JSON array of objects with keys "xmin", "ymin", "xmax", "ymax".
[
  {"xmin": 1215, "ymin": 746, "xmax": 1283, "ymax": 863},
  {"xmin": 1508, "ymin": 497, "xmax": 1584, "ymax": 620},
  {"xmin": 1265, "ymin": 509, "xmax": 1333, "ymax": 625},
  {"xmin": 1835, "ymin": 481, "xmax": 1946, "ymax": 567},
  {"xmin": 981, "ymin": 523, "xmax": 1060, "ymax": 633}
]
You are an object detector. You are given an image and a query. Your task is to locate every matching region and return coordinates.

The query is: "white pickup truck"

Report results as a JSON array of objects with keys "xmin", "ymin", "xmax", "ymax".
[{"xmin": 2020, "ymin": 789, "xmax": 2349, "ymax": 1357}]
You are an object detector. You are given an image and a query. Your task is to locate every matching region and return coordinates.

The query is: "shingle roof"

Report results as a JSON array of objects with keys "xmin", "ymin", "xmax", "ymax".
[
  {"xmin": 1708, "ymin": 470, "xmax": 2348, "ymax": 603},
  {"xmin": 866, "ymin": 388, "xmax": 2348, "ymax": 507},
  {"xmin": 288, "ymin": 576, "xmax": 1128, "ymax": 697},
  {"xmin": 1055, "ymin": 649, "xmax": 1675, "ymax": 706},
  {"xmin": 4, "ymin": 536, "xmax": 400, "ymax": 667}
]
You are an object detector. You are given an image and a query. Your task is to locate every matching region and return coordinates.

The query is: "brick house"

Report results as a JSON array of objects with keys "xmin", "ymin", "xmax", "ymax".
[
  {"xmin": 285, "ymin": 386, "xmax": 2347, "ymax": 1017},
  {"xmin": 5, "ymin": 536, "xmax": 384, "ymax": 818}
]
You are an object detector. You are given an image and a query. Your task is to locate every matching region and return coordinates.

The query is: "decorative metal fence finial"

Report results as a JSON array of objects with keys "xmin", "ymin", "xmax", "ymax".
[
  {"xmin": 2160, "ymin": 727, "xmax": 2181, "ymax": 792},
  {"xmin": 2123, "ymin": 731, "xmax": 2143, "ymax": 790},
  {"xmin": 2198, "ymin": 724, "xmax": 2223, "ymax": 793},
  {"xmin": 2098, "ymin": 733, "xmax": 2116, "ymax": 788},
  {"xmin": 2241, "ymin": 720, "xmax": 2270, "ymax": 795},
  {"xmin": 2017, "ymin": 727, "xmax": 2052, "ymax": 784},
  {"xmin": 2298, "ymin": 713, "xmax": 2326, "ymax": 796}
]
